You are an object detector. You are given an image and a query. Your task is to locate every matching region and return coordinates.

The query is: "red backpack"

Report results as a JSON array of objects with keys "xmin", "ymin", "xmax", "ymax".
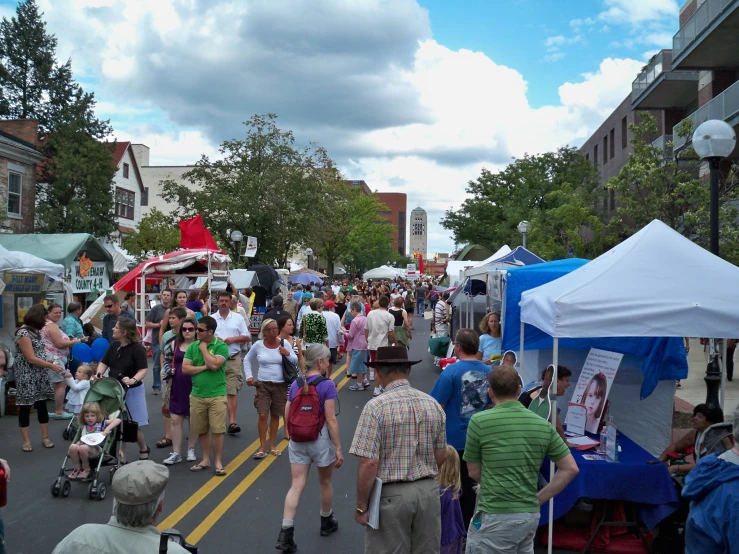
[{"xmin": 287, "ymin": 376, "xmax": 327, "ymax": 442}]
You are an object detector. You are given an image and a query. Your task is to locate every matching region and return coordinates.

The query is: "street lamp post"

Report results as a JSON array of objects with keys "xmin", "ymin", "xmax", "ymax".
[
  {"xmin": 230, "ymin": 230, "xmax": 243, "ymax": 267},
  {"xmin": 517, "ymin": 220, "xmax": 531, "ymax": 248},
  {"xmin": 693, "ymin": 119, "xmax": 737, "ymax": 407},
  {"xmin": 305, "ymin": 248, "xmax": 314, "ymax": 271}
]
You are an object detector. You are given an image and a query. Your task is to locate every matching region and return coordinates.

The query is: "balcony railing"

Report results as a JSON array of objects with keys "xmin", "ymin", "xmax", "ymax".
[
  {"xmin": 652, "ymin": 135, "xmax": 674, "ymax": 161},
  {"xmin": 673, "ymin": 78, "xmax": 739, "ymax": 150},
  {"xmin": 673, "ymin": 0, "xmax": 738, "ymax": 59},
  {"xmin": 632, "ymin": 51, "xmax": 667, "ymax": 101}
]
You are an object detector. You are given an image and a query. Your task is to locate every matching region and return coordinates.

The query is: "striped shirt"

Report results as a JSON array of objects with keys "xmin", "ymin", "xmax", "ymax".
[
  {"xmin": 463, "ymin": 400, "xmax": 570, "ymax": 514},
  {"xmin": 350, "ymin": 379, "xmax": 447, "ymax": 482}
]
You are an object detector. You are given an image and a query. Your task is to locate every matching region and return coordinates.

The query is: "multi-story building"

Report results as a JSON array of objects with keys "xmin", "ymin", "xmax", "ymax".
[
  {"xmin": 376, "ymin": 192, "xmax": 407, "ymax": 255},
  {"xmin": 409, "ymin": 207, "xmax": 428, "ymax": 259},
  {"xmin": 0, "ymin": 120, "xmax": 43, "ymax": 234},
  {"xmin": 110, "ymin": 141, "xmax": 146, "ymax": 237}
]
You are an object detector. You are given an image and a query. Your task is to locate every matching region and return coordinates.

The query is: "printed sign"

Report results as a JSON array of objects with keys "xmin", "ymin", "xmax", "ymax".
[
  {"xmin": 3, "ymin": 273, "xmax": 45, "ymax": 293},
  {"xmin": 70, "ymin": 261, "xmax": 109, "ymax": 293},
  {"xmin": 406, "ymin": 263, "xmax": 417, "ymax": 272},
  {"xmin": 565, "ymin": 348, "xmax": 623, "ymax": 435},
  {"xmin": 244, "ymin": 236, "xmax": 258, "ymax": 258},
  {"xmin": 566, "ymin": 403, "xmax": 587, "ymax": 436},
  {"xmin": 249, "ymin": 306, "xmax": 266, "ymax": 334}
]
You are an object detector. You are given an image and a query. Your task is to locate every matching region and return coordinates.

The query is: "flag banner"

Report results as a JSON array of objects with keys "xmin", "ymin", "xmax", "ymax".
[{"xmin": 244, "ymin": 236, "xmax": 258, "ymax": 257}]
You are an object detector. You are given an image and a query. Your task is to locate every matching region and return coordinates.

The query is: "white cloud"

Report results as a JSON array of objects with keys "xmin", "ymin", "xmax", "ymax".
[
  {"xmin": 570, "ymin": 16, "xmax": 596, "ymax": 29},
  {"xmin": 598, "ymin": 0, "xmax": 678, "ymax": 26},
  {"xmin": 545, "ymin": 35, "xmax": 566, "ymax": 47},
  {"xmin": 542, "ymin": 52, "xmax": 566, "ymax": 63}
]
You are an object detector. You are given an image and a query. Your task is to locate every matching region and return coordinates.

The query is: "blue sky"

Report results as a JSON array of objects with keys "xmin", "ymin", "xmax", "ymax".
[{"xmin": 2, "ymin": 0, "xmax": 681, "ymax": 256}]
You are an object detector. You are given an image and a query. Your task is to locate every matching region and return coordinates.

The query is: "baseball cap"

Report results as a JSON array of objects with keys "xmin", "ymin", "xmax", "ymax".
[{"xmin": 112, "ymin": 461, "xmax": 169, "ymax": 505}]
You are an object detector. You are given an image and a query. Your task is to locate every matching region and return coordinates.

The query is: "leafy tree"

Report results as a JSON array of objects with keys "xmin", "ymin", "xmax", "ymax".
[
  {"xmin": 606, "ymin": 113, "xmax": 739, "ymax": 262},
  {"xmin": 442, "ymin": 147, "xmax": 608, "ymax": 259},
  {"xmin": 122, "ymin": 208, "xmax": 181, "ymax": 263},
  {"xmin": 161, "ymin": 114, "xmax": 331, "ymax": 267},
  {"xmin": 310, "ymin": 182, "xmax": 395, "ymax": 276}
]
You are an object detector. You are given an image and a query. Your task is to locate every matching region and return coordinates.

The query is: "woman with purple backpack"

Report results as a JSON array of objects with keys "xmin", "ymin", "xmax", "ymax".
[{"xmin": 275, "ymin": 344, "xmax": 343, "ymax": 553}]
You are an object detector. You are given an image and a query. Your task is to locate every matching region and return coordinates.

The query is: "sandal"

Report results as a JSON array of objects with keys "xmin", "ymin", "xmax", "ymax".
[
  {"xmin": 253, "ymin": 450, "xmax": 268, "ymax": 460},
  {"xmin": 228, "ymin": 423, "xmax": 241, "ymax": 434},
  {"xmin": 139, "ymin": 446, "xmax": 151, "ymax": 460},
  {"xmin": 156, "ymin": 437, "xmax": 172, "ymax": 448},
  {"xmin": 42, "ymin": 438, "xmax": 54, "ymax": 449},
  {"xmin": 270, "ymin": 449, "xmax": 281, "ymax": 457},
  {"xmin": 190, "ymin": 463, "xmax": 211, "ymax": 472},
  {"xmin": 22, "ymin": 443, "xmax": 33, "ymax": 452},
  {"xmin": 214, "ymin": 467, "xmax": 227, "ymax": 476}
]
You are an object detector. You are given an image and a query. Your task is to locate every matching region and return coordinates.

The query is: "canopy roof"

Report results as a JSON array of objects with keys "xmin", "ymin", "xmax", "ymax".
[
  {"xmin": 289, "ymin": 267, "xmax": 328, "ymax": 279},
  {"xmin": 0, "ymin": 244, "xmax": 65, "ymax": 281},
  {"xmin": 0, "ymin": 233, "xmax": 114, "ymax": 274},
  {"xmin": 454, "ymin": 243, "xmax": 493, "ymax": 261},
  {"xmin": 363, "ymin": 265, "xmax": 402, "ymax": 280},
  {"xmin": 520, "ymin": 219, "xmax": 739, "ymax": 339},
  {"xmin": 114, "ymin": 249, "xmax": 230, "ymax": 292}
]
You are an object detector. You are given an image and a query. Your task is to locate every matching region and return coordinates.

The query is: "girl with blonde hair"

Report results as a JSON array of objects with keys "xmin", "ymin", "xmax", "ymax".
[{"xmin": 437, "ymin": 446, "xmax": 466, "ymax": 554}]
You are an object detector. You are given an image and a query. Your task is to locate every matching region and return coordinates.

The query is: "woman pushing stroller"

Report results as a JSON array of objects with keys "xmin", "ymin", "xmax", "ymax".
[{"xmin": 68, "ymin": 401, "xmax": 120, "ymax": 480}]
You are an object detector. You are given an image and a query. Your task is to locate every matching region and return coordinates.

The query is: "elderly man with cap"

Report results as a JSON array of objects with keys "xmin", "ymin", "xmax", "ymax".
[
  {"xmin": 349, "ymin": 346, "xmax": 447, "ymax": 554},
  {"xmin": 52, "ymin": 461, "xmax": 191, "ymax": 553}
]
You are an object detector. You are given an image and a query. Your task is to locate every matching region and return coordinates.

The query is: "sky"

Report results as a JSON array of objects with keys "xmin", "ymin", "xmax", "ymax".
[{"xmin": 1, "ymin": 0, "xmax": 683, "ymax": 255}]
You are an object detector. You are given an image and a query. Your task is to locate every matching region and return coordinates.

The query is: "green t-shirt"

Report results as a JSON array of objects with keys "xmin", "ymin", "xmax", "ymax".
[
  {"xmin": 463, "ymin": 400, "xmax": 570, "ymax": 514},
  {"xmin": 184, "ymin": 338, "xmax": 228, "ymax": 398}
]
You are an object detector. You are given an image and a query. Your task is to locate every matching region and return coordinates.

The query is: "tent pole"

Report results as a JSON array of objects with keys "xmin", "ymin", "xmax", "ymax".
[
  {"xmin": 721, "ymin": 338, "xmax": 727, "ymax": 410},
  {"xmin": 548, "ymin": 337, "xmax": 559, "ymax": 554},
  {"xmin": 519, "ymin": 320, "xmax": 524, "ymax": 374}
]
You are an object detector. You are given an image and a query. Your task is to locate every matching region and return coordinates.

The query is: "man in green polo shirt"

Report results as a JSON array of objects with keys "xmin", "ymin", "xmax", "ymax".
[
  {"xmin": 463, "ymin": 364, "xmax": 579, "ymax": 554},
  {"xmin": 183, "ymin": 316, "xmax": 229, "ymax": 476}
]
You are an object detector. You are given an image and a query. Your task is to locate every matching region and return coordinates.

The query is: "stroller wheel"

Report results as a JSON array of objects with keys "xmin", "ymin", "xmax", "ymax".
[
  {"xmin": 51, "ymin": 480, "xmax": 61, "ymax": 497},
  {"xmin": 61, "ymin": 480, "xmax": 71, "ymax": 498},
  {"xmin": 96, "ymin": 483, "xmax": 107, "ymax": 501},
  {"xmin": 62, "ymin": 429, "xmax": 70, "ymax": 440},
  {"xmin": 88, "ymin": 483, "xmax": 97, "ymax": 500}
]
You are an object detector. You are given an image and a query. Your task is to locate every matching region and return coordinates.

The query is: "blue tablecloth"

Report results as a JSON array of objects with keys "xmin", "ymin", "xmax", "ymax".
[{"xmin": 539, "ymin": 432, "xmax": 680, "ymax": 529}]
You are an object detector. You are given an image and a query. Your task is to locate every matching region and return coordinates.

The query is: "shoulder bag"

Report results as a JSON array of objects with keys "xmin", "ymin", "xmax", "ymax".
[{"xmin": 281, "ymin": 339, "xmax": 299, "ymax": 385}]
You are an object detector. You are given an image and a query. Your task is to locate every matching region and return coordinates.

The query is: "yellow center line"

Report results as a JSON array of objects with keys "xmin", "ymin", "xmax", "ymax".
[
  {"xmin": 157, "ymin": 362, "xmax": 350, "ymax": 532},
  {"xmin": 186, "ymin": 373, "xmax": 352, "ymax": 544}
]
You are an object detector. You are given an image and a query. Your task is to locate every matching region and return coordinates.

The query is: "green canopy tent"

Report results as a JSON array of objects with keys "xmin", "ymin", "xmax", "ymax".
[{"xmin": 0, "ymin": 234, "xmax": 114, "ymax": 275}]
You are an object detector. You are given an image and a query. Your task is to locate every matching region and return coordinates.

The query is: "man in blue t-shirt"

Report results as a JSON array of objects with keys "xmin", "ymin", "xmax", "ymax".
[{"xmin": 430, "ymin": 328, "xmax": 491, "ymax": 528}]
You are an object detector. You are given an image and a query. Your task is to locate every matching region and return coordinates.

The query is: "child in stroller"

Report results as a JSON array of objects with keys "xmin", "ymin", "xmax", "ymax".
[
  {"xmin": 68, "ymin": 401, "xmax": 120, "ymax": 480},
  {"xmin": 62, "ymin": 364, "xmax": 94, "ymax": 440}
]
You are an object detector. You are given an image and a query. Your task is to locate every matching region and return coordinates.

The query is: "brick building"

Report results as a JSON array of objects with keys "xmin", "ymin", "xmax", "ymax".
[
  {"xmin": 376, "ymin": 192, "xmax": 407, "ymax": 255},
  {"xmin": 0, "ymin": 120, "xmax": 43, "ymax": 234}
]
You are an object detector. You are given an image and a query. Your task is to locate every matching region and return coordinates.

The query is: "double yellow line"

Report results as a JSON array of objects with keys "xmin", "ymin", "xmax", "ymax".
[{"xmin": 158, "ymin": 364, "xmax": 353, "ymax": 544}]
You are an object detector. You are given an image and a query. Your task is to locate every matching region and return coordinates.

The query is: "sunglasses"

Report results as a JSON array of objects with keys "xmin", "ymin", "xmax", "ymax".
[
  {"xmin": 182, "ymin": 327, "xmax": 196, "ymax": 332},
  {"xmin": 104, "ymin": 305, "xmax": 114, "ymax": 309},
  {"xmin": 196, "ymin": 328, "xmax": 209, "ymax": 333}
]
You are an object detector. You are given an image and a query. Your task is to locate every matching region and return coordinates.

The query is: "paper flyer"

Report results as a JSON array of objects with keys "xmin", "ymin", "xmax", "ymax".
[
  {"xmin": 566, "ymin": 348, "xmax": 623, "ymax": 434},
  {"xmin": 244, "ymin": 236, "xmax": 258, "ymax": 257}
]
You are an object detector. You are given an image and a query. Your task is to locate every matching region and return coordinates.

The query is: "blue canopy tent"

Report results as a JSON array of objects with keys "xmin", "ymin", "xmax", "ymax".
[{"xmin": 501, "ymin": 258, "xmax": 687, "ymax": 399}]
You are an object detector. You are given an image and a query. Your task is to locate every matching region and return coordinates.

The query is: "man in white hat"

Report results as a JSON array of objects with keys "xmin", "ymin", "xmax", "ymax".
[{"xmin": 52, "ymin": 461, "xmax": 191, "ymax": 553}]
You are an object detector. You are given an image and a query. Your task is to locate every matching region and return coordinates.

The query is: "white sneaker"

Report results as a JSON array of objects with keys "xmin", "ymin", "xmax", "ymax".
[
  {"xmin": 186, "ymin": 448, "xmax": 196, "ymax": 462},
  {"xmin": 372, "ymin": 386, "xmax": 383, "ymax": 397},
  {"xmin": 163, "ymin": 452, "xmax": 182, "ymax": 465}
]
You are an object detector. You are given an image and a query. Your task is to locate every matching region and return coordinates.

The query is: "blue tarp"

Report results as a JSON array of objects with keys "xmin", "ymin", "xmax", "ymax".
[{"xmin": 501, "ymin": 259, "xmax": 688, "ymax": 399}]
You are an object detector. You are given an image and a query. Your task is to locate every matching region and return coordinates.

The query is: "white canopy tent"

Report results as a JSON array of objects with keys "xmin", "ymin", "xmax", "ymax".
[
  {"xmin": 363, "ymin": 265, "xmax": 402, "ymax": 280},
  {"xmin": 0, "ymin": 244, "xmax": 65, "ymax": 281},
  {"xmin": 519, "ymin": 219, "xmax": 739, "ymax": 551},
  {"xmin": 464, "ymin": 244, "xmax": 512, "ymax": 278},
  {"xmin": 444, "ymin": 260, "xmax": 477, "ymax": 287}
]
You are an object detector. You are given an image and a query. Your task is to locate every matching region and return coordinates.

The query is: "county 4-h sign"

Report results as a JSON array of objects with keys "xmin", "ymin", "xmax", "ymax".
[{"xmin": 69, "ymin": 261, "xmax": 110, "ymax": 293}]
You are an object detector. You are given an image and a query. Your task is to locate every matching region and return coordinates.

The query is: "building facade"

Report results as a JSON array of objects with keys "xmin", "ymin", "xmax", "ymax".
[
  {"xmin": 0, "ymin": 120, "xmax": 43, "ymax": 234},
  {"xmin": 409, "ymin": 207, "xmax": 427, "ymax": 259},
  {"xmin": 376, "ymin": 192, "xmax": 407, "ymax": 255},
  {"xmin": 110, "ymin": 142, "xmax": 146, "ymax": 237}
]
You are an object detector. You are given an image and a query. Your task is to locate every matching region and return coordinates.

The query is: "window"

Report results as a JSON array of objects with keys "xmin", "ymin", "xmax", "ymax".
[
  {"xmin": 621, "ymin": 116, "xmax": 628, "ymax": 149},
  {"xmin": 609, "ymin": 189, "xmax": 615, "ymax": 211},
  {"xmin": 609, "ymin": 128, "xmax": 615, "ymax": 159},
  {"xmin": 603, "ymin": 136, "xmax": 608, "ymax": 165},
  {"xmin": 141, "ymin": 187, "xmax": 149, "ymax": 207},
  {"xmin": 123, "ymin": 163, "xmax": 130, "ymax": 179},
  {"xmin": 115, "ymin": 187, "xmax": 135, "ymax": 219},
  {"xmin": 7, "ymin": 171, "xmax": 21, "ymax": 216},
  {"xmin": 585, "ymin": 153, "xmax": 589, "ymax": 161},
  {"xmin": 594, "ymin": 145, "xmax": 598, "ymax": 165}
]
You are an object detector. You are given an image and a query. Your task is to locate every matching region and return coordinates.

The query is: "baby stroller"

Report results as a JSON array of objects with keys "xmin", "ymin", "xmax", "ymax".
[
  {"xmin": 50, "ymin": 378, "xmax": 133, "ymax": 501},
  {"xmin": 62, "ymin": 411, "xmax": 79, "ymax": 441}
]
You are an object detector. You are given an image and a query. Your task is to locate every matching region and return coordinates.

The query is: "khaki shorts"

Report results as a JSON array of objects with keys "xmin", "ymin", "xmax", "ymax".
[
  {"xmin": 253, "ymin": 381, "xmax": 288, "ymax": 417},
  {"xmin": 189, "ymin": 395, "xmax": 227, "ymax": 436},
  {"xmin": 226, "ymin": 356, "xmax": 243, "ymax": 396}
]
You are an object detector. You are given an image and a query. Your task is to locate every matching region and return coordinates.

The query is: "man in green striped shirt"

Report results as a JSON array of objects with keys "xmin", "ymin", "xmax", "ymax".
[{"xmin": 463, "ymin": 364, "xmax": 579, "ymax": 553}]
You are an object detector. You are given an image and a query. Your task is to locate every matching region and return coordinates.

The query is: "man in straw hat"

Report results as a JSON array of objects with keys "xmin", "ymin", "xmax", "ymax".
[
  {"xmin": 52, "ymin": 461, "xmax": 191, "ymax": 553},
  {"xmin": 349, "ymin": 346, "xmax": 447, "ymax": 554}
]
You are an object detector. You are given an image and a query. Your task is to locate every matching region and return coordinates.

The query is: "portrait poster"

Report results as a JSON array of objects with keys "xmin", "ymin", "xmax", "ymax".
[{"xmin": 565, "ymin": 348, "xmax": 623, "ymax": 435}]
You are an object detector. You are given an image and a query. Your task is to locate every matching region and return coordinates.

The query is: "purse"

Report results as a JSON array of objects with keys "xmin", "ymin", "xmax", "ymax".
[{"xmin": 281, "ymin": 339, "xmax": 299, "ymax": 385}]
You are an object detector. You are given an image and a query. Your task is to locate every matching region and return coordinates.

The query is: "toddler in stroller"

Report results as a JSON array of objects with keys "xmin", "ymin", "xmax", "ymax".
[
  {"xmin": 62, "ymin": 364, "xmax": 94, "ymax": 440},
  {"xmin": 68, "ymin": 401, "xmax": 120, "ymax": 480}
]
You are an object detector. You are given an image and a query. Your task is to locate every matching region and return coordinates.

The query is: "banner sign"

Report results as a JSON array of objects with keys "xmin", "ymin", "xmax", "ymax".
[
  {"xmin": 565, "ymin": 348, "xmax": 623, "ymax": 434},
  {"xmin": 69, "ymin": 261, "xmax": 109, "ymax": 293},
  {"xmin": 3, "ymin": 273, "xmax": 45, "ymax": 293},
  {"xmin": 244, "ymin": 236, "xmax": 258, "ymax": 258}
]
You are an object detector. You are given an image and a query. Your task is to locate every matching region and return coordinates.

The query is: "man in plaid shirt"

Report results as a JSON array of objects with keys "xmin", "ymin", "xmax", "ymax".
[{"xmin": 350, "ymin": 346, "xmax": 447, "ymax": 553}]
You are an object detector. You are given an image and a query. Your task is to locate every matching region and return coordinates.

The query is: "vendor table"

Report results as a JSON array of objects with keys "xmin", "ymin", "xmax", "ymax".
[{"xmin": 539, "ymin": 431, "xmax": 680, "ymax": 531}]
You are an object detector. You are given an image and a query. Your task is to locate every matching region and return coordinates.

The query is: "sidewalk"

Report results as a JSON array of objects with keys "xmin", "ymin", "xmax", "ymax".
[{"xmin": 675, "ymin": 339, "xmax": 739, "ymax": 416}]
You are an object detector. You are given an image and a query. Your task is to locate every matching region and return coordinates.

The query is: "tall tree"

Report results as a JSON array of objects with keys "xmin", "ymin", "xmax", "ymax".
[
  {"xmin": 122, "ymin": 208, "xmax": 181, "ymax": 263},
  {"xmin": 606, "ymin": 113, "xmax": 739, "ymax": 262},
  {"xmin": 161, "ymin": 114, "xmax": 331, "ymax": 267},
  {"xmin": 442, "ymin": 147, "xmax": 608, "ymax": 258}
]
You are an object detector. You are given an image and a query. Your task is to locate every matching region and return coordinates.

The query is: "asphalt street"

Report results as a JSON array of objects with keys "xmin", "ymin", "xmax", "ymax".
[{"xmin": 1, "ymin": 315, "xmax": 443, "ymax": 554}]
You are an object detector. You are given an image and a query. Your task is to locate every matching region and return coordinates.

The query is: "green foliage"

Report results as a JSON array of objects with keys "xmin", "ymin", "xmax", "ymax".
[
  {"xmin": 606, "ymin": 112, "xmax": 739, "ymax": 262},
  {"xmin": 122, "ymin": 208, "xmax": 181, "ymax": 263},
  {"xmin": 442, "ymin": 147, "xmax": 609, "ymax": 260},
  {"xmin": 161, "ymin": 114, "xmax": 333, "ymax": 267}
]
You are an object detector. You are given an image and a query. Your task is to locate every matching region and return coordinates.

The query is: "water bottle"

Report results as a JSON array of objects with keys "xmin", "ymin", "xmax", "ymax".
[{"xmin": 598, "ymin": 426, "xmax": 607, "ymax": 454}]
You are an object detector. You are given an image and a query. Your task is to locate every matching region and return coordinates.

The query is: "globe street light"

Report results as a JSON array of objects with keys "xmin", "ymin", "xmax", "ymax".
[
  {"xmin": 230, "ymin": 230, "xmax": 243, "ymax": 265},
  {"xmin": 693, "ymin": 119, "xmax": 737, "ymax": 408},
  {"xmin": 305, "ymin": 248, "xmax": 314, "ymax": 271},
  {"xmin": 517, "ymin": 220, "xmax": 531, "ymax": 248}
]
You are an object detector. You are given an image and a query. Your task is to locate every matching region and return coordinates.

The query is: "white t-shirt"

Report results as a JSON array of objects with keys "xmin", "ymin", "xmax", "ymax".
[
  {"xmin": 322, "ymin": 310, "xmax": 342, "ymax": 349},
  {"xmin": 243, "ymin": 340, "xmax": 298, "ymax": 382},
  {"xmin": 214, "ymin": 310, "xmax": 248, "ymax": 357},
  {"xmin": 365, "ymin": 309, "xmax": 395, "ymax": 351}
]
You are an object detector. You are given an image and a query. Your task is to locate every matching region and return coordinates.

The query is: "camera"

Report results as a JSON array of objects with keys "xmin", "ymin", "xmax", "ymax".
[{"xmin": 159, "ymin": 529, "xmax": 198, "ymax": 554}]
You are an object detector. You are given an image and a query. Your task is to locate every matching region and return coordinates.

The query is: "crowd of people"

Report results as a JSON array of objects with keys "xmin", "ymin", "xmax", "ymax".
[{"xmin": 1, "ymin": 273, "xmax": 738, "ymax": 554}]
